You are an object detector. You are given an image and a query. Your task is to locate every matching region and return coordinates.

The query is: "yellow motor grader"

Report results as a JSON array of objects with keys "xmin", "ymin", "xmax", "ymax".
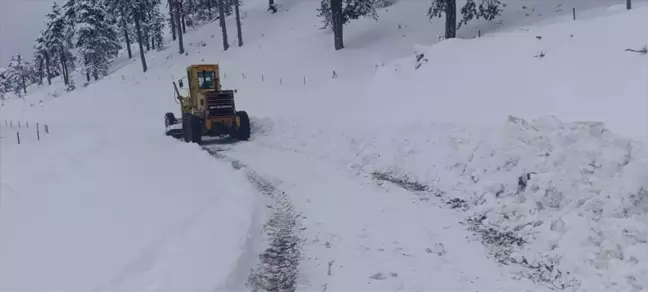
[{"xmin": 165, "ymin": 64, "xmax": 250, "ymax": 144}]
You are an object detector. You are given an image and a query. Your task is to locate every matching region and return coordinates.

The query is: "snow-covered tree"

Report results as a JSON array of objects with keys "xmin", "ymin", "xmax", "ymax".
[
  {"xmin": 428, "ymin": 0, "xmax": 503, "ymax": 39},
  {"xmin": 105, "ymin": 0, "xmax": 136, "ymax": 59},
  {"xmin": 132, "ymin": 0, "xmax": 149, "ymax": 72},
  {"xmin": 33, "ymin": 31, "xmax": 50, "ymax": 85},
  {"xmin": 43, "ymin": 2, "xmax": 76, "ymax": 85},
  {"xmin": 317, "ymin": 0, "xmax": 378, "ymax": 30},
  {"xmin": 170, "ymin": 0, "xmax": 186, "ymax": 54},
  {"xmin": 146, "ymin": 0, "xmax": 166, "ymax": 50},
  {"xmin": 3, "ymin": 55, "xmax": 36, "ymax": 97},
  {"xmin": 75, "ymin": 0, "xmax": 121, "ymax": 81},
  {"xmin": 0, "ymin": 69, "xmax": 8, "ymax": 103},
  {"xmin": 317, "ymin": 0, "xmax": 378, "ymax": 50}
]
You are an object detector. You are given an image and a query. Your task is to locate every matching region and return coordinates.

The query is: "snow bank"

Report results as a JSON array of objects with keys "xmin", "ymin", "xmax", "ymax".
[
  {"xmin": 0, "ymin": 32, "xmax": 258, "ymax": 291},
  {"xmin": 240, "ymin": 4, "xmax": 647, "ymax": 291},
  {"xmin": 249, "ymin": 113, "xmax": 647, "ymax": 291}
]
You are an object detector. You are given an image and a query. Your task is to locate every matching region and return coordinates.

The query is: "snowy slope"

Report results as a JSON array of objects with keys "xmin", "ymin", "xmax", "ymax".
[
  {"xmin": 1, "ymin": 0, "xmax": 646, "ymax": 291},
  {"xmin": 0, "ymin": 39, "xmax": 262, "ymax": 292}
]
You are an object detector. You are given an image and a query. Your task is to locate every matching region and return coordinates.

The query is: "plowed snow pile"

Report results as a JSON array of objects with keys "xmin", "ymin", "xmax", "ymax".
[{"xmin": 239, "ymin": 4, "xmax": 647, "ymax": 291}]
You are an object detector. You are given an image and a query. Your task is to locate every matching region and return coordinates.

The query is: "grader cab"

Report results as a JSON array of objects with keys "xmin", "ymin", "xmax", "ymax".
[{"xmin": 164, "ymin": 64, "xmax": 251, "ymax": 144}]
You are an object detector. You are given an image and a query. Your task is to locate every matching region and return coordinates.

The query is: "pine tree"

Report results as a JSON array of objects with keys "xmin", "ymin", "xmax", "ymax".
[
  {"xmin": 317, "ymin": 0, "xmax": 377, "ymax": 50},
  {"xmin": 428, "ymin": 0, "xmax": 503, "ymax": 39},
  {"xmin": 317, "ymin": 0, "xmax": 378, "ymax": 30},
  {"xmin": 75, "ymin": 0, "xmax": 121, "ymax": 81},
  {"xmin": 183, "ymin": 0, "xmax": 197, "ymax": 25},
  {"xmin": 105, "ymin": 0, "xmax": 136, "ymax": 58},
  {"xmin": 0, "ymin": 69, "xmax": 8, "ymax": 103},
  {"xmin": 167, "ymin": 0, "xmax": 177, "ymax": 41},
  {"xmin": 147, "ymin": 0, "xmax": 166, "ymax": 50},
  {"xmin": 33, "ymin": 31, "xmax": 52, "ymax": 85},
  {"xmin": 4, "ymin": 55, "xmax": 36, "ymax": 97},
  {"xmin": 132, "ymin": 1, "xmax": 149, "ymax": 72},
  {"xmin": 43, "ymin": 2, "xmax": 76, "ymax": 85}
]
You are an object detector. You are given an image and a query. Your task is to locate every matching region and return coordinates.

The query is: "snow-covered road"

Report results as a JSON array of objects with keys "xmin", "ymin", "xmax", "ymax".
[{"xmin": 204, "ymin": 137, "xmax": 538, "ymax": 291}]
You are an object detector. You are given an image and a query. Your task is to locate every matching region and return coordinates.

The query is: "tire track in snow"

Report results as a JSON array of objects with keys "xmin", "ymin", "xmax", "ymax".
[{"xmin": 203, "ymin": 145, "xmax": 303, "ymax": 292}]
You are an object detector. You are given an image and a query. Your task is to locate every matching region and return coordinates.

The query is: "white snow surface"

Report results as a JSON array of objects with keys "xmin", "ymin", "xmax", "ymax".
[{"xmin": 1, "ymin": 0, "xmax": 647, "ymax": 291}]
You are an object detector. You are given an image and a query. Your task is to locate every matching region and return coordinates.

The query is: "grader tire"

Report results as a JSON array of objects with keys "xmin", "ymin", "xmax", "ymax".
[
  {"xmin": 190, "ymin": 115, "xmax": 203, "ymax": 144},
  {"xmin": 165, "ymin": 112, "xmax": 176, "ymax": 127},
  {"xmin": 236, "ymin": 111, "xmax": 251, "ymax": 141},
  {"xmin": 165, "ymin": 112, "xmax": 176, "ymax": 136},
  {"xmin": 183, "ymin": 114, "xmax": 192, "ymax": 143}
]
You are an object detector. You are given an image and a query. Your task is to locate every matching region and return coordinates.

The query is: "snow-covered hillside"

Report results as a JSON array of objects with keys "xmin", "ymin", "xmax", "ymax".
[{"xmin": 1, "ymin": 0, "xmax": 646, "ymax": 291}]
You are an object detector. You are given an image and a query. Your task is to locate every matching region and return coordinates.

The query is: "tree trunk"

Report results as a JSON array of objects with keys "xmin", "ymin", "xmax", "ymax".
[
  {"xmin": 218, "ymin": 0, "xmax": 229, "ymax": 50},
  {"xmin": 169, "ymin": 0, "xmax": 177, "ymax": 40},
  {"xmin": 18, "ymin": 55, "xmax": 27, "ymax": 94},
  {"xmin": 85, "ymin": 55, "xmax": 90, "ymax": 82},
  {"xmin": 134, "ymin": 12, "xmax": 148, "ymax": 72},
  {"xmin": 268, "ymin": 0, "xmax": 277, "ymax": 13},
  {"xmin": 124, "ymin": 27, "xmax": 133, "ymax": 58},
  {"xmin": 180, "ymin": 0, "xmax": 187, "ymax": 33},
  {"xmin": 175, "ymin": 1, "xmax": 185, "ymax": 54},
  {"xmin": 331, "ymin": 0, "xmax": 344, "ymax": 50},
  {"xmin": 121, "ymin": 6, "xmax": 133, "ymax": 59},
  {"xmin": 45, "ymin": 51, "xmax": 52, "ymax": 85},
  {"xmin": 93, "ymin": 68, "xmax": 98, "ymax": 80},
  {"xmin": 445, "ymin": 0, "xmax": 456, "ymax": 39},
  {"xmin": 60, "ymin": 50, "xmax": 69, "ymax": 85},
  {"xmin": 235, "ymin": 0, "xmax": 243, "ymax": 47},
  {"xmin": 38, "ymin": 57, "xmax": 44, "ymax": 85},
  {"xmin": 627, "ymin": 0, "xmax": 631, "ymax": 9}
]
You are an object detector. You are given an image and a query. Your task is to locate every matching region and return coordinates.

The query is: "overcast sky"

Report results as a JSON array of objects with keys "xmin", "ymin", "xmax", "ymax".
[{"xmin": 0, "ymin": 0, "xmax": 54, "ymax": 66}]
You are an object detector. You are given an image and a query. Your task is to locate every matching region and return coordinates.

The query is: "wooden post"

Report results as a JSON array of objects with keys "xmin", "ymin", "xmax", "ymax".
[
  {"xmin": 45, "ymin": 124, "xmax": 49, "ymax": 134},
  {"xmin": 37, "ymin": 123, "xmax": 40, "ymax": 141},
  {"xmin": 478, "ymin": 30, "xmax": 481, "ymax": 38},
  {"xmin": 573, "ymin": 8, "xmax": 576, "ymax": 20},
  {"xmin": 16, "ymin": 132, "xmax": 20, "ymax": 144},
  {"xmin": 26, "ymin": 121, "xmax": 29, "ymax": 128},
  {"xmin": 303, "ymin": 76, "xmax": 306, "ymax": 85}
]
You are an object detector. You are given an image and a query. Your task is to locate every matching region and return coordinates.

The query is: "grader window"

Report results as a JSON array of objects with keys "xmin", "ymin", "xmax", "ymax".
[{"xmin": 198, "ymin": 71, "xmax": 216, "ymax": 89}]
